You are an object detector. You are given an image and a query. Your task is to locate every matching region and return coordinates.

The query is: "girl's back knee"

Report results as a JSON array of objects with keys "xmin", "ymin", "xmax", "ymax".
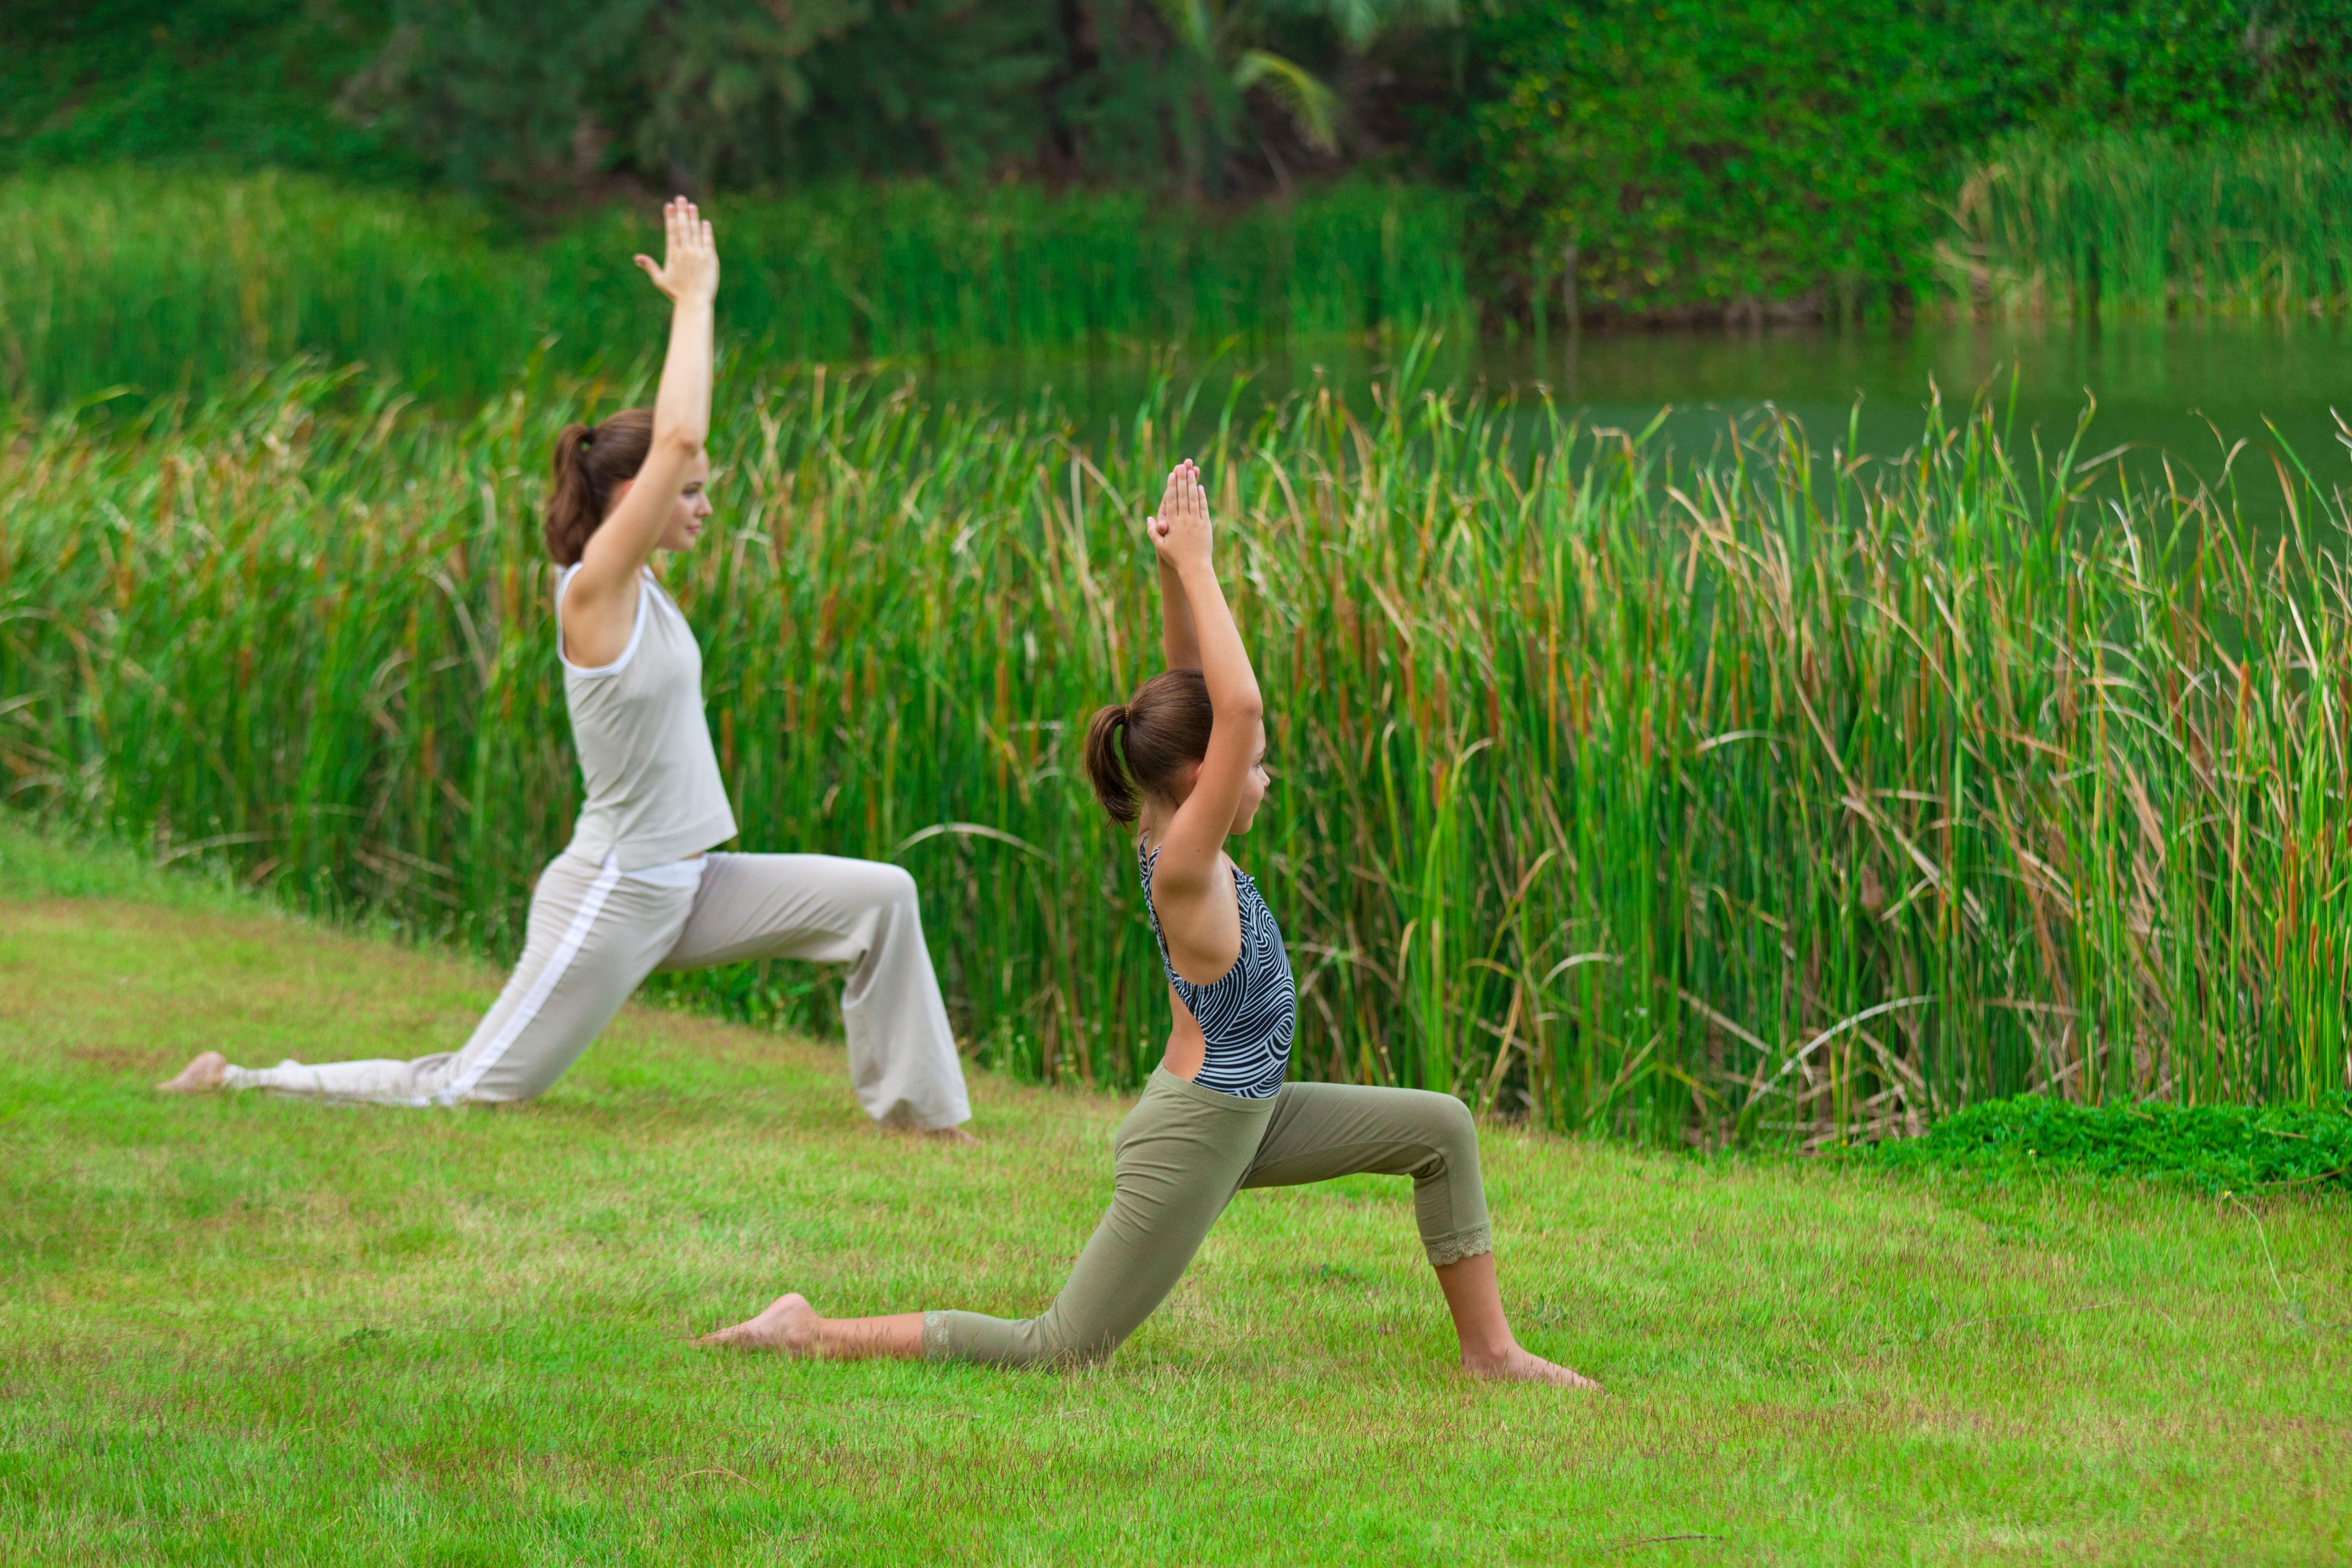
[{"xmin": 1416, "ymin": 1090, "xmax": 1478, "ymax": 1164}]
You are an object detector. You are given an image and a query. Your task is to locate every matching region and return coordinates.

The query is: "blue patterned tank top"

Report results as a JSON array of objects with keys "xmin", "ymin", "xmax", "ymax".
[{"xmin": 1138, "ymin": 842, "xmax": 1295, "ymax": 1099}]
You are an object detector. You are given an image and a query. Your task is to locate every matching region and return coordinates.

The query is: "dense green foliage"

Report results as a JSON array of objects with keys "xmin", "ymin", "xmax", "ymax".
[
  {"xmin": 357, "ymin": 0, "xmax": 1060, "ymax": 195},
  {"xmin": 1869, "ymin": 1094, "xmax": 2352, "ymax": 1191},
  {"xmin": 6, "ymin": 350, "xmax": 2347, "ymax": 1141},
  {"xmin": 1944, "ymin": 0, "xmax": 2352, "ymax": 136},
  {"xmin": 0, "ymin": 172, "xmax": 1467, "ymax": 408},
  {"xmin": 15, "ymin": 0, "xmax": 2352, "ymax": 319},
  {"xmin": 9, "ymin": 853, "xmax": 2346, "ymax": 1564},
  {"xmin": 1463, "ymin": 0, "xmax": 2352, "ymax": 318},
  {"xmin": 1464, "ymin": 0, "xmax": 1961, "ymax": 321},
  {"xmin": 3, "ymin": 0, "xmax": 1461, "ymax": 201}
]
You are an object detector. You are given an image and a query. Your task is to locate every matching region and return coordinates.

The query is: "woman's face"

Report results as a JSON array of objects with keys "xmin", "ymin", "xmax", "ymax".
[
  {"xmin": 612, "ymin": 451, "xmax": 713, "ymax": 553},
  {"xmin": 658, "ymin": 451, "xmax": 714, "ymax": 551}
]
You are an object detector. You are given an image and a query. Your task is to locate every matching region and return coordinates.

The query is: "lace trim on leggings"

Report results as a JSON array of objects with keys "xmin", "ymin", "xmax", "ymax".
[
  {"xmin": 922, "ymin": 1310, "xmax": 953, "ymax": 1362},
  {"xmin": 1425, "ymin": 1224, "xmax": 1493, "ymax": 1268}
]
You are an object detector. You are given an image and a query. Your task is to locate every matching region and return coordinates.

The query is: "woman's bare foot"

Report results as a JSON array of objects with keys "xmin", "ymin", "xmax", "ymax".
[
  {"xmin": 697, "ymin": 1293, "xmax": 820, "ymax": 1354},
  {"xmin": 1462, "ymin": 1346, "xmax": 1602, "ymax": 1390},
  {"xmin": 156, "ymin": 1051, "xmax": 228, "ymax": 1093},
  {"xmin": 922, "ymin": 1125, "xmax": 979, "ymax": 1146}
]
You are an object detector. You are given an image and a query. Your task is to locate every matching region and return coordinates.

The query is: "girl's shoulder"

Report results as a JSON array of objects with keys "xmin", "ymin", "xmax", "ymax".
[{"xmin": 1135, "ymin": 832, "xmax": 1238, "ymax": 879}]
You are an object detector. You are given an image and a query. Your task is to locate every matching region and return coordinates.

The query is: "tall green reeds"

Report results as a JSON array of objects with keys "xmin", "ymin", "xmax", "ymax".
[
  {"xmin": 3, "ymin": 352, "xmax": 2346, "ymax": 1140},
  {"xmin": 1942, "ymin": 133, "xmax": 2352, "ymax": 318},
  {"xmin": 0, "ymin": 171, "xmax": 1470, "ymax": 411}
]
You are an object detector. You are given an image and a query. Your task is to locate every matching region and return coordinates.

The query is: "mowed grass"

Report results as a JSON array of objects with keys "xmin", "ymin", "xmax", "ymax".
[{"xmin": 2, "ymin": 827, "xmax": 2347, "ymax": 1567}]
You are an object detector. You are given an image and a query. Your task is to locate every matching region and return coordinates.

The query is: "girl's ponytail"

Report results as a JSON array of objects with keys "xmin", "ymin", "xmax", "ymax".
[
  {"xmin": 1084, "ymin": 703, "xmax": 1140, "ymax": 822},
  {"xmin": 1082, "ymin": 670, "xmax": 1214, "ymax": 823}
]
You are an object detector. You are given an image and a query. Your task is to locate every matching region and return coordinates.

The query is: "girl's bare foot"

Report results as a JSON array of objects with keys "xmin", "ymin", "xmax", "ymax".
[
  {"xmin": 697, "ymin": 1293, "xmax": 820, "ymax": 1354},
  {"xmin": 156, "ymin": 1051, "xmax": 228, "ymax": 1093},
  {"xmin": 1463, "ymin": 1346, "xmax": 1603, "ymax": 1391},
  {"xmin": 922, "ymin": 1125, "xmax": 979, "ymax": 1146}
]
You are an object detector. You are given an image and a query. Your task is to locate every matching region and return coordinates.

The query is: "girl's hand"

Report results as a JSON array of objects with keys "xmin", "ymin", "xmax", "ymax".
[
  {"xmin": 1147, "ymin": 460, "xmax": 1212, "ymax": 571},
  {"xmin": 634, "ymin": 197, "xmax": 719, "ymax": 304}
]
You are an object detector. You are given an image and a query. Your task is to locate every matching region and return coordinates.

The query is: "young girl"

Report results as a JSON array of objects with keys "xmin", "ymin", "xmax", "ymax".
[
  {"xmin": 157, "ymin": 200, "xmax": 972, "ymax": 1138},
  {"xmin": 703, "ymin": 460, "xmax": 1598, "ymax": 1387}
]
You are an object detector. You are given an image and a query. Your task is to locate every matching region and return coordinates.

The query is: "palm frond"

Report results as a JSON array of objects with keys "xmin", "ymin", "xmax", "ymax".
[{"xmin": 1232, "ymin": 48, "xmax": 1341, "ymax": 152}]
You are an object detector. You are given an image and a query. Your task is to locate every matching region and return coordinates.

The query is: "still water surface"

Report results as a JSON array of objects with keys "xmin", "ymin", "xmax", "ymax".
[{"xmin": 916, "ymin": 319, "xmax": 2352, "ymax": 517}]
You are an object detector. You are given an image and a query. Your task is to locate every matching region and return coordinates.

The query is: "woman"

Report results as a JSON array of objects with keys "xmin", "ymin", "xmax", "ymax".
[
  {"xmin": 159, "ymin": 199, "xmax": 973, "ymax": 1139},
  {"xmin": 702, "ymin": 461, "xmax": 1598, "ymax": 1384}
]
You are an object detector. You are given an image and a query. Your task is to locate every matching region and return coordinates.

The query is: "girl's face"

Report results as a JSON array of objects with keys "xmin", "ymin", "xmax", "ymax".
[
  {"xmin": 1227, "ymin": 741, "xmax": 1270, "ymax": 835},
  {"xmin": 610, "ymin": 451, "xmax": 714, "ymax": 553},
  {"xmin": 1169, "ymin": 740, "xmax": 1271, "ymax": 835}
]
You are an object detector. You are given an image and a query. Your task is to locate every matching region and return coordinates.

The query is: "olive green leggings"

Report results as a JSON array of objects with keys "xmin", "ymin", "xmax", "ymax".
[{"xmin": 924, "ymin": 1068, "xmax": 1493, "ymax": 1367}]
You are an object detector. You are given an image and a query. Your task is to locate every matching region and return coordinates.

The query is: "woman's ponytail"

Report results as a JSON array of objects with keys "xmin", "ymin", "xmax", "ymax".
[
  {"xmin": 1084, "ymin": 703, "xmax": 1140, "ymax": 823},
  {"xmin": 544, "ymin": 408, "xmax": 655, "ymax": 565},
  {"xmin": 544, "ymin": 423, "xmax": 597, "ymax": 565}
]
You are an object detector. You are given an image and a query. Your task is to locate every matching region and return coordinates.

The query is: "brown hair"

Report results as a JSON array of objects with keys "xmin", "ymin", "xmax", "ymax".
[
  {"xmin": 544, "ymin": 407, "xmax": 655, "ymax": 565},
  {"xmin": 1083, "ymin": 668, "xmax": 1215, "ymax": 823}
]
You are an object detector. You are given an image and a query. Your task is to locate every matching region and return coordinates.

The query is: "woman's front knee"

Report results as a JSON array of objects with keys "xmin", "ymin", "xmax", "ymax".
[{"xmin": 874, "ymin": 862, "xmax": 920, "ymax": 910}]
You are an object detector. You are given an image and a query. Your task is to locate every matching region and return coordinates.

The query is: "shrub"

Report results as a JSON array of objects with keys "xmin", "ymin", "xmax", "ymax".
[
  {"xmin": 1465, "ymin": 0, "xmax": 1955, "ymax": 322},
  {"xmin": 1462, "ymin": 0, "xmax": 2352, "ymax": 321},
  {"xmin": 1869, "ymin": 1096, "xmax": 2352, "ymax": 1192}
]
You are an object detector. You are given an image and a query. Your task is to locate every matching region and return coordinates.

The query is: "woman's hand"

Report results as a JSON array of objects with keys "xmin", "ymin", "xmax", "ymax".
[
  {"xmin": 1148, "ymin": 460, "xmax": 1212, "ymax": 572},
  {"xmin": 634, "ymin": 197, "xmax": 719, "ymax": 304}
]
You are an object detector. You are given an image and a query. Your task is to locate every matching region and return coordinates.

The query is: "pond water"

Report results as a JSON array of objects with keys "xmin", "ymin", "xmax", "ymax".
[{"xmin": 917, "ymin": 318, "xmax": 2352, "ymax": 521}]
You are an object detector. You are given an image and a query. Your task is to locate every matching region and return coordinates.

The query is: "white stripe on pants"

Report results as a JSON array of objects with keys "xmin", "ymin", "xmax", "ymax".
[{"xmin": 221, "ymin": 849, "xmax": 972, "ymax": 1128}]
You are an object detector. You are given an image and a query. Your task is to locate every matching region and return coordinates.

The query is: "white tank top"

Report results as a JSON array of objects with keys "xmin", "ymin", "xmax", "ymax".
[{"xmin": 556, "ymin": 565, "xmax": 738, "ymax": 871}]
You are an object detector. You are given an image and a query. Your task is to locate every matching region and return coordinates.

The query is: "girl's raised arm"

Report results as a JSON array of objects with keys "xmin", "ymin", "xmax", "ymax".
[
  {"xmin": 562, "ymin": 198, "xmax": 719, "ymax": 645},
  {"xmin": 1153, "ymin": 468, "xmax": 1204, "ymax": 670},
  {"xmin": 1149, "ymin": 460, "xmax": 1262, "ymax": 903}
]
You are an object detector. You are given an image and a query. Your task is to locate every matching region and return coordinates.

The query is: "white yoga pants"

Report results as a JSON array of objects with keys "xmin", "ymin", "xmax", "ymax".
[{"xmin": 221, "ymin": 849, "xmax": 972, "ymax": 1129}]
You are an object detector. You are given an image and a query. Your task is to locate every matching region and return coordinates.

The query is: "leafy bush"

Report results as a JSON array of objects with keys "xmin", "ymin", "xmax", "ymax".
[
  {"xmin": 1869, "ymin": 1096, "xmax": 2352, "ymax": 1192},
  {"xmin": 1, "ymin": 0, "xmax": 1464, "ymax": 202},
  {"xmin": 1462, "ymin": 0, "xmax": 2352, "ymax": 319},
  {"xmin": 1465, "ymin": 0, "xmax": 1958, "ymax": 321},
  {"xmin": 352, "ymin": 0, "xmax": 1063, "ymax": 197}
]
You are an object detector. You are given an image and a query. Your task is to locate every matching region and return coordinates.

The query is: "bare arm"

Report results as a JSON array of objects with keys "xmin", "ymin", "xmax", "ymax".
[
  {"xmin": 1148, "ymin": 460, "xmax": 1263, "ymax": 925},
  {"xmin": 562, "ymin": 198, "xmax": 719, "ymax": 657},
  {"xmin": 1152, "ymin": 466, "xmax": 1203, "ymax": 668}
]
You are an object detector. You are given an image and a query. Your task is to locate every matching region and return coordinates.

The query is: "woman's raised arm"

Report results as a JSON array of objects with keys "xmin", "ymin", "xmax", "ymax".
[
  {"xmin": 562, "ymin": 198, "xmax": 719, "ymax": 650},
  {"xmin": 1149, "ymin": 460, "xmax": 1262, "ymax": 905}
]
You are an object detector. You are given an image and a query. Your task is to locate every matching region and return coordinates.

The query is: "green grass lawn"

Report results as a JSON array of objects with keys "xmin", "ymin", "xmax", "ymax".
[{"xmin": 2, "ymin": 823, "xmax": 2346, "ymax": 1565}]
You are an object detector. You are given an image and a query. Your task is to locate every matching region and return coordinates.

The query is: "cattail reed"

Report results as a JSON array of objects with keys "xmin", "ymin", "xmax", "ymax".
[{"xmin": 3, "ymin": 350, "xmax": 2345, "ymax": 1146}]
